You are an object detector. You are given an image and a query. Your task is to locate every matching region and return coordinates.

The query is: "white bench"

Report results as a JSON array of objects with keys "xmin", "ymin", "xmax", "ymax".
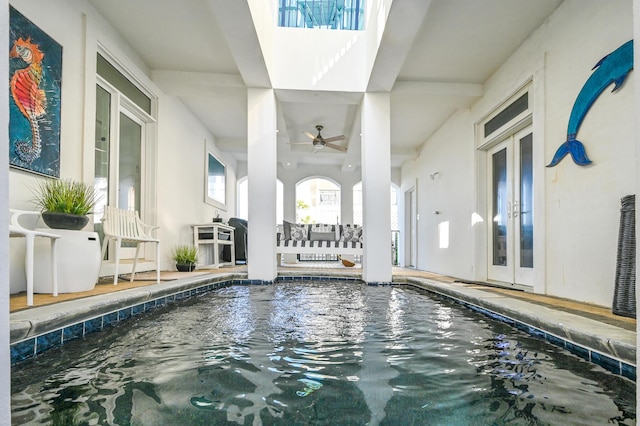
[
  {"xmin": 276, "ymin": 223, "xmax": 363, "ymax": 264},
  {"xmin": 101, "ymin": 206, "xmax": 160, "ymax": 285}
]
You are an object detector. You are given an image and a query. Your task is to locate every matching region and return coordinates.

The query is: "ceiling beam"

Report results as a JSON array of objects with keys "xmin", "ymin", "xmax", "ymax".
[
  {"xmin": 151, "ymin": 70, "xmax": 245, "ymax": 97},
  {"xmin": 392, "ymin": 81, "xmax": 483, "ymax": 97},
  {"xmin": 367, "ymin": 0, "xmax": 433, "ymax": 92},
  {"xmin": 206, "ymin": 0, "xmax": 271, "ymax": 88}
]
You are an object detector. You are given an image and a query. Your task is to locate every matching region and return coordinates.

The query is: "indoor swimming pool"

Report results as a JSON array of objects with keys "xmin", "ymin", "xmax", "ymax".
[{"xmin": 11, "ymin": 281, "xmax": 636, "ymax": 425}]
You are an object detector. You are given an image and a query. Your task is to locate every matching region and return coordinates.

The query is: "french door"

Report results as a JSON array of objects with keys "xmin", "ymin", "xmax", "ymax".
[
  {"xmin": 94, "ymin": 82, "xmax": 146, "ymax": 258},
  {"xmin": 487, "ymin": 127, "xmax": 534, "ymax": 286}
]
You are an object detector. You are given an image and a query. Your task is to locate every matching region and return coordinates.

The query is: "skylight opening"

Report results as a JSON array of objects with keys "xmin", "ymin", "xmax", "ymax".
[{"xmin": 278, "ymin": 0, "xmax": 365, "ymax": 31}]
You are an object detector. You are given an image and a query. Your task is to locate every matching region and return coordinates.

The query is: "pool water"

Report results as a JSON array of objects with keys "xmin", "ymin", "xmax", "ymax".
[{"xmin": 12, "ymin": 281, "xmax": 636, "ymax": 425}]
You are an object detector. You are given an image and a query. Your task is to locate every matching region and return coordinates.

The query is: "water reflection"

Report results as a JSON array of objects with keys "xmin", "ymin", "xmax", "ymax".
[{"xmin": 11, "ymin": 283, "xmax": 636, "ymax": 425}]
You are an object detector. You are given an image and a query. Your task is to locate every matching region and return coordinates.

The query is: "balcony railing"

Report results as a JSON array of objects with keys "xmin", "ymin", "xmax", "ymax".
[{"xmin": 278, "ymin": 0, "xmax": 365, "ymax": 30}]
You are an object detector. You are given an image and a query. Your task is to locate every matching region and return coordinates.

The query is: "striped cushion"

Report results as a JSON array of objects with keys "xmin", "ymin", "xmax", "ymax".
[{"xmin": 277, "ymin": 239, "xmax": 363, "ymax": 248}]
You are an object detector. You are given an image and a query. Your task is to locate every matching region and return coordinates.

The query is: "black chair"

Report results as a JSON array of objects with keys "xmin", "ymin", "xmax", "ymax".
[{"xmin": 224, "ymin": 218, "xmax": 248, "ymax": 264}]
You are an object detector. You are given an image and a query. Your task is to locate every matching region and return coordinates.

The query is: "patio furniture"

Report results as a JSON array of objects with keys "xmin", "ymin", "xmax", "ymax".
[
  {"xmin": 192, "ymin": 222, "xmax": 235, "ymax": 268},
  {"xmin": 34, "ymin": 228, "xmax": 101, "ymax": 293},
  {"xmin": 9, "ymin": 209, "xmax": 61, "ymax": 306},
  {"xmin": 276, "ymin": 222, "xmax": 363, "ymax": 265},
  {"xmin": 101, "ymin": 206, "xmax": 160, "ymax": 285},
  {"xmin": 613, "ymin": 194, "xmax": 635, "ymax": 318},
  {"xmin": 227, "ymin": 217, "xmax": 248, "ymax": 263}
]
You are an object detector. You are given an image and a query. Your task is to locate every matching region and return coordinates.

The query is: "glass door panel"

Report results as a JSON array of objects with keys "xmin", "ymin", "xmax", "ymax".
[
  {"xmin": 518, "ymin": 133, "xmax": 533, "ymax": 268},
  {"xmin": 487, "ymin": 127, "xmax": 533, "ymax": 286},
  {"xmin": 118, "ymin": 112, "xmax": 142, "ymax": 213},
  {"xmin": 94, "ymin": 85, "xmax": 111, "ymax": 237},
  {"xmin": 492, "ymin": 147, "xmax": 508, "ymax": 267}
]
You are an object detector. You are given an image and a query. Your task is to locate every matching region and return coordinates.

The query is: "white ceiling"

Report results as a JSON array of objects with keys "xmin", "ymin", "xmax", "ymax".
[{"xmin": 87, "ymin": 0, "xmax": 563, "ymax": 170}]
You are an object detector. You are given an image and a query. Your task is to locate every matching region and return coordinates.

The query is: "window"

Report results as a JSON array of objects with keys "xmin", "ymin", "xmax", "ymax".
[
  {"xmin": 296, "ymin": 178, "xmax": 340, "ymax": 223},
  {"xmin": 278, "ymin": 0, "xmax": 365, "ymax": 30},
  {"xmin": 205, "ymin": 152, "xmax": 226, "ymax": 208}
]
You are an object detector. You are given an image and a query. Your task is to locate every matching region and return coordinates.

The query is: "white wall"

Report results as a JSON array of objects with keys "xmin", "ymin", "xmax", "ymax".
[
  {"xmin": 401, "ymin": 0, "xmax": 634, "ymax": 306},
  {"xmin": 156, "ymin": 96, "xmax": 237, "ymax": 269},
  {"xmin": 7, "ymin": 0, "xmax": 238, "ymax": 281}
]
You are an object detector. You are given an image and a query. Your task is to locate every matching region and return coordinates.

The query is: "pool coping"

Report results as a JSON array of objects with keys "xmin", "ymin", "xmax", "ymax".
[
  {"xmin": 10, "ymin": 272, "xmax": 636, "ymax": 381},
  {"xmin": 399, "ymin": 276, "xmax": 636, "ymax": 380}
]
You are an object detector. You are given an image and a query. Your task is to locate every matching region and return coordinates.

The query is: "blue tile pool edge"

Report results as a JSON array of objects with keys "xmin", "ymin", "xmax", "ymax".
[
  {"xmin": 10, "ymin": 275, "xmax": 365, "ymax": 364},
  {"xmin": 10, "ymin": 277, "xmax": 249, "ymax": 365},
  {"xmin": 11, "ymin": 274, "xmax": 636, "ymax": 383},
  {"xmin": 399, "ymin": 279, "xmax": 636, "ymax": 382}
]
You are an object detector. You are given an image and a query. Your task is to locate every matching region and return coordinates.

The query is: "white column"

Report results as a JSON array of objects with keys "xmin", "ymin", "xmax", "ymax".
[
  {"xmin": 282, "ymin": 179, "xmax": 296, "ymax": 221},
  {"xmin": 247, "ymin": 88, "xmax": 277, "ymax": 281},
  {"xmin": 633, "ymin": 0, "xmax": 640, "ymax": 411},
  {"xmin": 341, "ymin": 182, "xmax": 354, "ymax": 224},
  {"xmin": 1, "ymin": 0, "xmax": 11, "ymax": 421},
  {"xmin": 361, "ymin": 93, "xmax": 392, "ymax": 283}
]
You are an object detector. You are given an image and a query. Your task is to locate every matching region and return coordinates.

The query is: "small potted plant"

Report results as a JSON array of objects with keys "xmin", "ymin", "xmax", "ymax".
[
  {"xmin": 172, "ymin": 245, "xmax": 199, "ymax": 272},
  {"xmin": 31, "ymin": 179, "xmax": 101, "ymax": 230}
]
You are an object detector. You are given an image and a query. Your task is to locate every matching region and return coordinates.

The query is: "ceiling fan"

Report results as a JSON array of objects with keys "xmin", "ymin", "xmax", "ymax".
[{"xmin": 292, "ymin": 125, "xmax": 347, "ymax": 152}]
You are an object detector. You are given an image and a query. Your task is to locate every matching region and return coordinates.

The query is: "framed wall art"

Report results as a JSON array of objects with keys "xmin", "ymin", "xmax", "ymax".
[
  {"xmin": 9, "ymin": 6, "xmax": 63, "ymax": 178},
  {"xmin": 205, "ymin": 151, "xmax": 226, "ymax": 209}
]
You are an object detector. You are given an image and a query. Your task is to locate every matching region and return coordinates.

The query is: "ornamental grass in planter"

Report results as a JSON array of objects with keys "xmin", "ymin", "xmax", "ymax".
[
  {"xmin": 172, "ymin": 245, "xmax": 199, "ymax": 272},
  {"xmin": 31, "ymin": 179, "xmax": 100, "ymax": 230}
]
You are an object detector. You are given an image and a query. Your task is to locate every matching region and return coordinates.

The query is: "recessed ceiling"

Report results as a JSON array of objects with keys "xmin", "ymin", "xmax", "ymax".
[{"xmin": 87, "ymin": 0, "xmax": 563, "ymax": 170}]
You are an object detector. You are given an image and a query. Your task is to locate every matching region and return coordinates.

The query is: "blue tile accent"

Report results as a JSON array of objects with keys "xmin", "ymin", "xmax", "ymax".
[
  {"xmin": 622, "ymin": 363, "xmax": 636, "ymax": 381},
  {"xmin": 36, "ymin": 330, "xmax": 62, "ymax": 354},
  {"xmin": 545, "ymin": 334, "xmax": 566, "ymax": 349},
  {"xmin": 591, "ymin": 352, "xmax": 621, "ymax": 375},
  {"xmin": 144, "ymin": 301, "xmax": 156, "ymax": 311},
  {"xmin": 119, "ymin": 307, "xmax": 132, "ymax": 321},
  {"xmin": 11, "ymin": 338, "xmax": 35, "ymax": 363},
  {"xmin": 132, "ymin": 304, "xmax": 145, "ymax": 316},
  {"xmin": 566, "ymin": 341, "xmax": 590, "ymax": 361},
  {"xmin": 63, "ymin": 323, "xmax": 84, "ymax": 342},
  {"xmin": 103, "ymin": 312, "xmax": 119, "ymax": 328},
  {"xmin": 156, "ymin": 297, "xmax": 166, "ymax": 306},
  {"xmin": 84, "ymin": 317, "xmax": 103, "ymax": 335}
]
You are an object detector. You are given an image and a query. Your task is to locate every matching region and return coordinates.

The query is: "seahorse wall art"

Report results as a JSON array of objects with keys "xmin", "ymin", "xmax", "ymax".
[
  {"xmin": 9, "ymin": 6, "xmax": 62, "ymax": 178},
  {"xmin": 547, "ymin": 40, "xmax": 633, "ymax": 167}
]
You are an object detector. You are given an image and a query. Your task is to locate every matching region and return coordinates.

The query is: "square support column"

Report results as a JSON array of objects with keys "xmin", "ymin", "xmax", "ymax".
[
  {"xmin": 361, "ymin": 93, "xmax": 392, "ymax": 284},
  {"xmin": 247, "ymin": 88, "xmax": 277, "ymax": 282},
  {"xmin": 0, "ymin": 0, "xmax": 10, "ymax": 418}
]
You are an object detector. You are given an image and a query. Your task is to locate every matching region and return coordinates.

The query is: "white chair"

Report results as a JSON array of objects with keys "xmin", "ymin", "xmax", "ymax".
[
  {"xmin": 9, "ymin": 209, "xmax": 61, "ymax": 306},
  {"xmin": 101, "ymin": 206, "xmax": 160, "ymax": 285}
]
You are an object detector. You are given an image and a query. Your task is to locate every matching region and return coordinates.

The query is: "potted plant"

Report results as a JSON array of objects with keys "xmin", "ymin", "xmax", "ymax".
[
  {"xmin": 31, "ymin": 179, "xmax": 100, "ymax": 230},
  {"xmin": 172, "ymin": 245, "xmax": 199, "ymax": 272}
]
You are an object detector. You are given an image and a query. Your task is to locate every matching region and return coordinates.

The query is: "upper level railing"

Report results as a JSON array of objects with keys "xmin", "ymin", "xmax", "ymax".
[{"xmin": 278, "ymin": 0, "xmax": 365, "ymax": 30}]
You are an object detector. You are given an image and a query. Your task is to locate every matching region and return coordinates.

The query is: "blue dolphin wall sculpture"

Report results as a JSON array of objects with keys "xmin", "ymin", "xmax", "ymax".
[{"xmin": 547, "ymin": 40, "xmax": 633, "ymax": 167}]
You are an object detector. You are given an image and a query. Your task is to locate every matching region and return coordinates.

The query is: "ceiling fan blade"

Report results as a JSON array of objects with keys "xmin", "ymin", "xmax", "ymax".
[
  {"xmin": 324, "ymin": 142, "xmax": 347, "ymax": 152},
  {"xmin": 289, "ymin": 142, "xmax": 311, "ymax": 145},
  {"xmin": 323, "ymin": 135, "xmax": 346, "ymax": 143},
  {"xmin": 303, "ymin": 131, "xmax": 316, "ymax": 140}
]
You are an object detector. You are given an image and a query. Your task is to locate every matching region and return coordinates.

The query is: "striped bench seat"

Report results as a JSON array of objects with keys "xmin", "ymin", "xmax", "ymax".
[{"xmin": 276, "ymin": 223, "xmax": 363, "ymax": 263}]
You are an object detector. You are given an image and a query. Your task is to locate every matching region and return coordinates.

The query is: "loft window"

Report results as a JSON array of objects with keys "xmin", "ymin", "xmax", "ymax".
[
  {"xmin": 97, "ymin": 54, "xmax": 151, "ymax": 114},
  {"xmin": 278, "ymin": 0, "xmax": 365, "ymax": 30},
  {"xmin": 484, "ymin": 92, "xmax": 528, "ymax": 138}
]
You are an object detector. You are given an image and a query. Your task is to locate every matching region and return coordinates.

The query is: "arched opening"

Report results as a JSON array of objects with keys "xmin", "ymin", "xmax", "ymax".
[{"xmin": 295, "ymin": 177, "xmax": 341, "ymax": 224}]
